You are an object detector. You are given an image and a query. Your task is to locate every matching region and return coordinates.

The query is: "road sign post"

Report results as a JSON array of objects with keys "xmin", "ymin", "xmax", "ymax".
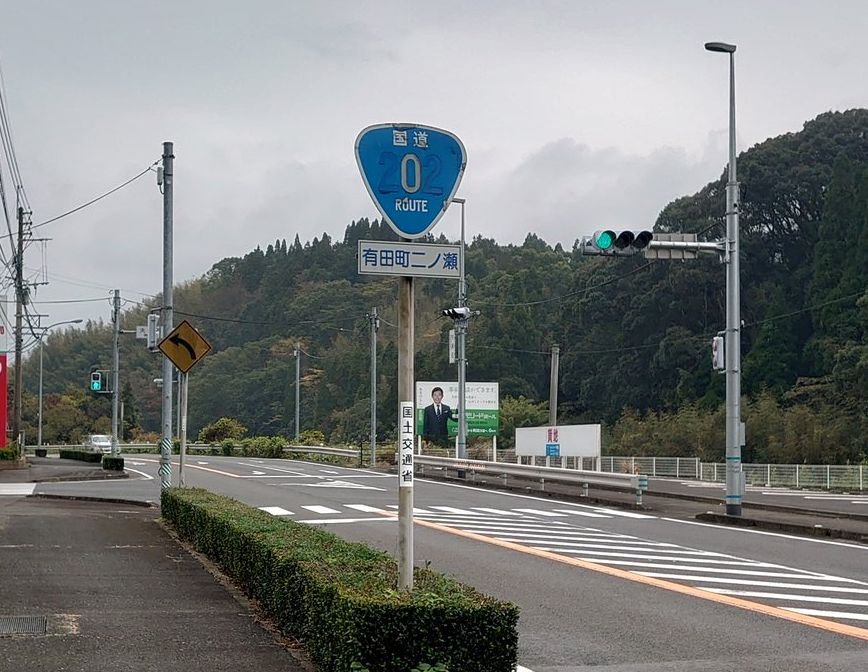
[
  {"xmin": 158, "ymin": 319, "xmax": 212, "ymax": 488},
  {"xmin": 356, "ymin": 123, "xmax": 467, "ymax": 591}
]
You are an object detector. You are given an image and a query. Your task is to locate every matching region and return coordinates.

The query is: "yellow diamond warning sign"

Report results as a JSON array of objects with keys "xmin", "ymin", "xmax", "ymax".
[{"xmin": 158, "ymin": 320, "xmax": 212, "ymax": 374}]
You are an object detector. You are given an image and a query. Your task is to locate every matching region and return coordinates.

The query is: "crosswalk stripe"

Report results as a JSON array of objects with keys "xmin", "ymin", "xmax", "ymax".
[
  {"xmin": 782, "ymin": 608, "xmax": 868, "ymax": 622},
  {"xmin": 540, "ymin": 549, "xmax": 773, "ymax": 566},
  {"xmin": 589, "ymin": 508, "xmax": 656, "ymax": 519},
  {"xmin": 344, "ymin": 504, "xmax": 389, "ymax": 514},
  {"xmin": 301, "ymin": 505, "xmax": 340, "ymax": 514},
  {"xmin": 386, "ymin": 505, "xmax": 435, "ymax": 514},
  {"xmin": 258, "ymin": 506, "xmax": 293, "ymax": 516},
  {"xmin": 704, "ymin": 589, "xmax": 868, "ymax": 607},
  {"xmin": 0, "ymin": 484, "xmax": 36, "ymax": 495},
  {"xmin": 461, "ymin": 530, "xmax": 671, "ymax": 545},
  {"xmin": 429, "ymin": 506, "xmax": 483, "ymax": 515},
  {"xmin": 550, "ymin": 509, "xmax": 610, "ymax": 518},
  {"xmin": 471, "ymin": 507, "xmax": 517, "ymax": 516},
  {"xmin": 513, "ymin": 508, "xmax": 570, "ymax": 517},
  {"xmin": 583, "ymin": 560, "xmax": 854, "ymax": 580},
  {"xmin": 495, "ymin": 540, "xmax": 727, "ymax": 556},
  {"xmin": 635, "ymin": 574, "xmax": 868, "ymax": 593}
]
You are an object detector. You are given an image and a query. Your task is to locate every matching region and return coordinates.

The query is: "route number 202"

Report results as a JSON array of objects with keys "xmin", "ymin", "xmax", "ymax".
[{"xmin": 377, "ymin": 152, "xmax": 443, "ymax": 196}]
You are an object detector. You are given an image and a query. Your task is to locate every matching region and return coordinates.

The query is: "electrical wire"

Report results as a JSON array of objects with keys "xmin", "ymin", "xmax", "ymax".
[
  {"xmin": 475, "ymin": 261, "xmax": 655, "ymax": 308},
  {"xmin": 31, "ymin": 160, "xmax": 159, "ymax": 230}
]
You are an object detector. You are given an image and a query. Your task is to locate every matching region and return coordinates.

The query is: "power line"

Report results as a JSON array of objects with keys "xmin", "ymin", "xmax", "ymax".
[
  {"xmin": 29, "ymin": 160, "xmax": 159, "ymax": 230},
  {"xmin": 475, "ymin": 261, "xmax": 655, "ymax": 308},
  {"xmin": 173, "ymin": 308, "xmax": 365, "ymax": 332}
]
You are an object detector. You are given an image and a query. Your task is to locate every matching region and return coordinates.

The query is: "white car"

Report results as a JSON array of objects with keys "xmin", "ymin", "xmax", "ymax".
[{"xmin": 84, "ymin": 434, "xmax": 112, "ymax": 454}]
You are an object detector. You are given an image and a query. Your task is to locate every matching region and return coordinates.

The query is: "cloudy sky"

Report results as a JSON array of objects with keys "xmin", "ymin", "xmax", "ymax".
[{"xmin": 0, "ymin": 1, "xmax": 865, "ymax": 326}]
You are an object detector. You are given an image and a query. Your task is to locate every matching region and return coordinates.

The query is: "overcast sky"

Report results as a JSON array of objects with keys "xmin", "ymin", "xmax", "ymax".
[{"xmin": 0, "ymin": 1, "xmax": 865, "ymax": 328}]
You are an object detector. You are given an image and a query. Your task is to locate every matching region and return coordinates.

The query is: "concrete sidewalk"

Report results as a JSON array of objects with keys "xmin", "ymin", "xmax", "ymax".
[
  {"xmin": 0, "ymin": 497, "xmax": 309, "ymax": 671},
  {"xmin": 0, "ymin": 456, "xmax": 127, "ymax": 483}
]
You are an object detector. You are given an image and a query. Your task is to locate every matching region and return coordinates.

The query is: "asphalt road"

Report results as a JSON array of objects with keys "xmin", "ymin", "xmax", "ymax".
[
  {"xmin": 647, "ymin": 477, "xmax": 868, "ymax": 516},
  {"xmin": 29, "ymin": 456, "xmax": 868, "ymax": 671}
]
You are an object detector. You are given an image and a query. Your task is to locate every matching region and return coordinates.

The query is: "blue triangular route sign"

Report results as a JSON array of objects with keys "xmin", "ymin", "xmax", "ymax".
[{"xmin": 355, "ymin": 123, "xmax": 466, "ymax": 240}]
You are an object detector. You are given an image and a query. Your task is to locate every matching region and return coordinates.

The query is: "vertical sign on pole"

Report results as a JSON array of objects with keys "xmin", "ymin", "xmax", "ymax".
[
  {"xmin": 356, "ymin": 123, "xmax": 466, "ymax": 592},
  {"xmin": 399, "ymin": 402, "xmax": 414, "ymax": 487}
]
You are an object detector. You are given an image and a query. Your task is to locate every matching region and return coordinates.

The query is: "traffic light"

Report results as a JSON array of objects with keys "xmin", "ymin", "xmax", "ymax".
[
  {"xmin": 442, "ymin": 307, "xmax": 471, "ymax": 319},
  {"xmin": 581, "ymin": 230, "xmax": 653, "ymax": 256},
  {"xmin": 90, "ymin": 371, "xmax": 103, "ymax": 391}
]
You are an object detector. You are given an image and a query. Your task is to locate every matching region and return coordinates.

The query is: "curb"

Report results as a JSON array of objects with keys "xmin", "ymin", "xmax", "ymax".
[
  {"xmin": 34, "ymin": 471, "xmax": 130, "ymax": 483},
  {"xmin": 29, "ymin": 493, "xmax": 155, "ymax": 508},
  {"xmin": 695, "ymin": 512, "xmax": 868, "ymax": 544}
]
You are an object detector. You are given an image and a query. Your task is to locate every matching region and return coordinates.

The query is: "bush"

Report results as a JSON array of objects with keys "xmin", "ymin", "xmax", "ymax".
[
  {"xmin": 59, "ymin": 450, "xmax": 103, "ymax": 463},
  {"xmin": 161, "ymin": 488, "xmax": 519, "ymax": 672},
  {"xmin": 102, "ymin": 456, "xmax": 125, "ymax": 471},
  {"xmin": 0, "ymin": 448, "xmax": 18, "ymax": 461},
  {"xmin": 240, "ymin": 436, "xmax": 286, "ymax": 458},
  {"xmin": 199, "ymin": 417, "xmax": 247, "ymax": 444},
  {"xmin": 296, "ymin": 429, "xmax": 326, "ymax": 446},
  {"xmin": 221, "ymin": 439, "xmax": 235, "ymax": 456}
]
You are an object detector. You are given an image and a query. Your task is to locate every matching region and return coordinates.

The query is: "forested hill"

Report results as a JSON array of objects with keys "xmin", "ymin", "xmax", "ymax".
[{"xmin": 24, "ymin": 110, "xmax": 868, "ymax": 463}]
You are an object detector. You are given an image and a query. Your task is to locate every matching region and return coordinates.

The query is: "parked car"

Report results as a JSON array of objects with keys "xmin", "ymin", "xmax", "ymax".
[{"xmin": 83, "ymin": 434, "xmax": 112, "ymax": 454}]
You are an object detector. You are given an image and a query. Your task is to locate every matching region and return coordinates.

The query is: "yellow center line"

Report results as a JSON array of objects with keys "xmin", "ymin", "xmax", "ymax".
[{"xmin": 400, "ymin": 513, "xmax": 868, "ymax": 642}]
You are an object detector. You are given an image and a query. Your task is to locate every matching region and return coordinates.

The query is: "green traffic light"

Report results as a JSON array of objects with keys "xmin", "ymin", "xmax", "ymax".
[{"xmin": 596, "ymin": 231, "xmax": 614, "ymax": 250}]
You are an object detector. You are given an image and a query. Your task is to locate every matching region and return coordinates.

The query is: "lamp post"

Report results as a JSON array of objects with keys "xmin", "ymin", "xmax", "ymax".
[
  {"xmin": 37, "ymin": 319, "xmax": 83, "ymax": 447},
  {"xmin": 705, "ymin": 41, "xmax": 743, "ymax": 516}
]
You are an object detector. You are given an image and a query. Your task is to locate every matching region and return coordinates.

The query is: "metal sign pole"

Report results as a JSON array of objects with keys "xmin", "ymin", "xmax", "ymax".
[
  {"xmin": 179, "ymin": 372, "xmax": 189, "ymax": 487},
  {"xmin": 398, "ymin": 274, "xmax": 415, "ymax": 591},
  {"xmin": 159, "ymin": 141, "xmax": 174, "ymax": 490}
]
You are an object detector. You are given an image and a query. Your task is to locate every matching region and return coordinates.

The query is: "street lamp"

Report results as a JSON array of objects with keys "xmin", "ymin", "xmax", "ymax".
[
  {"xmin": 705, "ymin": 40, "xmax": 743, "ymax": 516},
  {"xmin": 37, "ymin": 319, "xmax": 83, "ymax": 448}
]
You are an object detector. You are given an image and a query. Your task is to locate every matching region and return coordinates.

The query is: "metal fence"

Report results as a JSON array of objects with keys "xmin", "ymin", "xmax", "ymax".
[{"xmin": 700, "ymin": 462, "xmax": 865, "ymax": 491}]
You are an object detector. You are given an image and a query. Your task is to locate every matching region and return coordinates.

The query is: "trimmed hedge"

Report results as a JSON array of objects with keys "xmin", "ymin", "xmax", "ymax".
[
  {"xmin": 102, "ymin": 456, "xmax": 125, "ymax": 471},
  {"xmin": 59, "ymin": 449, "xmax": 103, "ymax": 463},
  {"xmin": 161, "ymin": 488, "xmax": 519, "ymax": 672},
  {"xmin": 0, "ymin": 448, "xmax": 18, "ymax": 460}
]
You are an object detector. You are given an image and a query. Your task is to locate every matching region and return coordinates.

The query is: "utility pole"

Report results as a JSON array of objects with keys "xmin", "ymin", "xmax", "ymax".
[
  {"xmin": 12, "ymin": 206, "xmax": 25, "ymax": 454},
  {"xmin": 294, "ymin": 342, "xmax": 300, "ymax": 440},
  {"xmin": 111, "ymin": 289, "xmax": 121, "ymax": 456},
  {"xmin": 549, "ymin": 344, "xmax": 560, "ymax": 427},
  {"xmin": 453, "ymin": 198, "xmax": 468, "ymax": 462},
  {"xmin": 368, "ymin": 307, "xmax": 378, "ymax": 466},
  {"xmin": 159, "ymin": 141, "xmax": 174, "ymax": 489}
]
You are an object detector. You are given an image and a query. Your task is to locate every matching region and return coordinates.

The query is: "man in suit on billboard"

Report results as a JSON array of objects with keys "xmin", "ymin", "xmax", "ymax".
[{"xmin": 422, "ymin": 386, "xmax": 453, "ymax": 445}]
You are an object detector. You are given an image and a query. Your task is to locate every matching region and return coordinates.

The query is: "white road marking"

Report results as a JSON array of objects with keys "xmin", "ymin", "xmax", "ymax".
[
  {"xmin": 196, "ymin": 461, "xmax": 209, "ymax": 465},
  {"xmin": 635, "ymin": 574, "xmax": 868, "ymax": 593},
  {"xmin": 516, "ymin": 666, "xmax": 535, "ymax": 672},
  {"xmin": 583, "ymin": 560, "xmax": 863, "ymax": 580},
  {"xmin": 238, "ymin": 463, "xmax": 309, "ymax": 476},
  {"xmin": 259, "ymin": 506, "xmax": 293, "ymax": 516},
  {"xmin": 513, "ymin": 508, "xmax": 569, "ymax": 517},
  {"xmin": 590, "ymin": 508, "xmax": 655, "ymax": 519},
  {"xmin": 299, "ymin": 517, "xmax": 394, "ymax": 524},
  {"xmin": 129, "ymin": 461, "xmax": 147, "ymax": 466},
  {"xmin": 471, "ymin": 531, "xmax": 675, "ymax": 546},
  {"xmin": 301, "ymin": 505, "xmax": 340, "ymax": 515},
  {"xmin": 496, "ymin": 540, "xmax": 725, "ymax": 556},
  {"xmin": 429, "ymin": 505, "xmax": 482, "ymax": 515},
  {"xmin": 344, "ymin": 504, "xmax": 390, "ymax": 514},
  {"xmin": 386, "ymin": 505, "xmax": 435, "ymax": 514},
  {"xmin": 704, "ymin": 589, "xmax": 868, "ymax": 607},
  {"xmin": 551, "ymin": 509, "xmax": 610, "ymax": 518},
  {"xmin": 538, "ymin": 549, "xmax": 771, "ymax": 566},
  {"xmin": 783, "ymin": 607, "xmax": 868, "ymax": 622},
  {"xmin": 124, "ymin": 467, "xmax": 154, "ymax": 481},
  {"xmin": 252, "ymin": 471, "xmax": 266, "ymax": 475},
  {"xmin": 301, "ymin": 480, "xmax": 385, "ymax": 491},
  {"xmin": 471, "ymin": 507, "xmax": 517, "ymax": 516},
  {"xmin": 320, "ymin": 469, "xmax": 339, "ymax": 474},
  {"xmin": 661, "ymin": 517, "xmax": 868, "ymax": 551},
  {"xmin": 0, "ymin": 484, "xmax": 36, "ymax": 495}
]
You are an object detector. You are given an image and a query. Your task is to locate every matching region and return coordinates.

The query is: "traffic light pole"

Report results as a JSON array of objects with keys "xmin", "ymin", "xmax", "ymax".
[
  {"xmin": 159, "ymin": 141, "xmax": 174, "ymax": 490},
  {"xmin": 722, "ymin": 48, "xmax": 743, "ymax": 517},
  {"xmin": 111, "ymin": 289, "xmax": 121, "ymax": 456}
]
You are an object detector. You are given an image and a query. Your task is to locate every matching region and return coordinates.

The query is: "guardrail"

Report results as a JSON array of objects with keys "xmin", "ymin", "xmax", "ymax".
[{"xmin": 415, "ymin": 454, "xmax": 648, "ymax": 505}]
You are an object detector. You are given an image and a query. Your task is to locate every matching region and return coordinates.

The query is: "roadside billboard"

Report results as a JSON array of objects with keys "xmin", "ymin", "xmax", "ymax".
[
  {"xmin": 415, "ymin": 381, "xmax": 499, "ymax": 437},
  {"xmin": 515, "ymin": 424, "xmax": 601, "ymax": 458}
]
